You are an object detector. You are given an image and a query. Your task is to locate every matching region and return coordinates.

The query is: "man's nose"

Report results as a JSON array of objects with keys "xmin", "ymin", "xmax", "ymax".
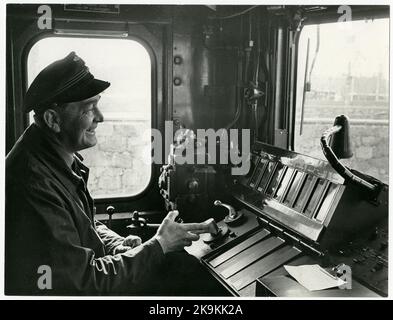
[{"xmin": 94, "ymin": 107, "xmax": 104, "ymax": 122}]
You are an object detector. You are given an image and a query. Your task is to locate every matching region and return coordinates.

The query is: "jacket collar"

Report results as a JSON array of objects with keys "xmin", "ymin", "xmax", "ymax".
[{"xmin": 22, "ymin": 124, "xmax": 90, "ymax": 193}]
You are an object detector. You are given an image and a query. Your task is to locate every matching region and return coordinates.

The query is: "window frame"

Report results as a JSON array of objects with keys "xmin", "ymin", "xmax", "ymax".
[
  {"xmin": 291, "ymin": 15, "xmax": 389, "ymax": 184},
  {"xmin": 22, "ymin": 31, "xmax": 159, "ymax": 203},
  {"xmin": 291, "ymin": 11, "xmax": 390, "ymax": 152}
]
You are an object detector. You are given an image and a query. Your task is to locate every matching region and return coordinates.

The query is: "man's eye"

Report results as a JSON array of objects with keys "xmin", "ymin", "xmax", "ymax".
[{"xmin": 84, "ymin": 109, "xmax": 94, "ymax": 115}]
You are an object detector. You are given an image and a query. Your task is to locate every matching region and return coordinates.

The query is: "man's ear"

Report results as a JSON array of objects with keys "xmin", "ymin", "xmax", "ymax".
[{"xmin": 42, "ymin": 109, "xmax": 61, "ymax": 133}]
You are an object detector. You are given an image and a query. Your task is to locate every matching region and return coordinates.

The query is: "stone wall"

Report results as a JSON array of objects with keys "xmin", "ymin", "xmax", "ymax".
[
  {"xmin": 79, "ymin": 119, "xmax": 151, "ymax": 198},
  {"xmin": 295, "ymin": 101, "xmax": 389, "ymax": 184}
]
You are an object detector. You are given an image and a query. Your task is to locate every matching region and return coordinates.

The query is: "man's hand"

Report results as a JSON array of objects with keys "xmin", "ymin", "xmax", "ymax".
[
  {"xmin": 154, "ymin": 210, "xmax": 212, "ymax": 254},
  {"xmin": 123, "ymin": 234, "xmax": 142, "ymax": 248},
  {"xmin": 113, "ymin": 235, "xmax": 142, "ymax": 254}
]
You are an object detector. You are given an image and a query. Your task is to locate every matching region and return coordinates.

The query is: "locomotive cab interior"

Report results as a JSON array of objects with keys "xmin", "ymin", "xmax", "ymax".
[{"xmin": 5, "ymin": 4, "xmax": 389, "ymax": 297}]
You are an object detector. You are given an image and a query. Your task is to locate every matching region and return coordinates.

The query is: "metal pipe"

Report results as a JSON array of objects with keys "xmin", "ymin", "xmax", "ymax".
[
  {"xmin": 274, "ymin": 25, "xmax": 284, "ymax": 130},
  {"xmin": 300, "ymin": 38, "xmax": 310, "ymax": 135}
]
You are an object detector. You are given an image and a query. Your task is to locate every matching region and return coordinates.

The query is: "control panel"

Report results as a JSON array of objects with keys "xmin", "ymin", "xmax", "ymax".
[
  {"xmin": 232, "ymin": 143, "xmax": 388, "ymax": 249},
  {"xmin": 185, "ymin": 142, "xmax": 388, "ymax": 297}
]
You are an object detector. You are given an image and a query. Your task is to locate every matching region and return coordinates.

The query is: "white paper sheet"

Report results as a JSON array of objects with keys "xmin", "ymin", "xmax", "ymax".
[{"xmin": 284, "ymin": 264, "xmax": 346, "ymax": 291}]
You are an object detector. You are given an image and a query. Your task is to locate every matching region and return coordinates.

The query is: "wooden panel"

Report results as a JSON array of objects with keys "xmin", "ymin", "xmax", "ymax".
[
  {"xmin": 228, "ymin": 245, "xmax": 302, "ymax": 291},
  {"xmin": 208, "ymin": 229, "xmax": 270, "ymax": 268},
  {"xmin": 219, "ymin": 237, "xmax": 285, "ymax": 279}
]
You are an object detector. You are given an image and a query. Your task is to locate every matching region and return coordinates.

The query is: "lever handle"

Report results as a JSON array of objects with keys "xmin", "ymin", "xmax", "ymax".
[
  {"xmin": 181, "ymin": 218, "xmax": 219, "ymax": 236},
  {"xmin": 106, "ymin": 205, "xmax": 115, "ymax": 229},
  {"xmin": 214, "ymin": 200, "xmax": 237, "ymax": 219},
  {"xmin": 214, "ymin": 200, "xmax": 244, "ymax": 225},
  {"xmin": 203, "ymin": 218, "xmax": 220, "ymax": 235}
]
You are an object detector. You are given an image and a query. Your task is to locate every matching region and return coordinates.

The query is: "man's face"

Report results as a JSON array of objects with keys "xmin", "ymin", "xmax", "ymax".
[{"xmin": 57, "ymin": 95, "xmax": 104, "ymax": 152}]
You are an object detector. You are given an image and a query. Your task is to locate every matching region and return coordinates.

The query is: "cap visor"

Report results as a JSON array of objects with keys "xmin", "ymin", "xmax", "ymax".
[
  {"xmin": 65, "ymin": 78, "xmax": 110, "ymax": 103},
  {"xmin": 24, "ymin": 78, "xmax": 111, "ymax": 112}
]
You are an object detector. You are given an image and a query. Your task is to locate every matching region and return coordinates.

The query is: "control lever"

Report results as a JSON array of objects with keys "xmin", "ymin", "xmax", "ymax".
[
  {"xmin": 106, "ymin": 205, "xmax": 115, "ymax": 229},
  {"xmin": 184, "ymin": 218, "xmax": 220, "ymax": 235},
  {"xmin": 127, "ymin": 213, "xmax": 229, "ymax": 244},
  {"xmin": 194, "ymin": 218, "xmax": 230, "ymax": 244},
  {"xmin": 130, "ymin": 211, "xmax": 147, "ymax": 228},
  {"xmin": 127, "ymin": 211, "xmax": 161, "ymax": 230},
  {"xmin": 214, "ymin": 200, "xmax": 244, "ymax": 225}
]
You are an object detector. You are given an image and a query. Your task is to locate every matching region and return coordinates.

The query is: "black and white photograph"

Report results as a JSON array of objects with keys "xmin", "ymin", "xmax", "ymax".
[{"xmin": 1, "ymin": 1, "xmax": 390, "ymax": 302}]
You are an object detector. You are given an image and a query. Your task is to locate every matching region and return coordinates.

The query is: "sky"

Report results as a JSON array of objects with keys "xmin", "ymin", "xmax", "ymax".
[
  {"xmin": 28, "ymin": 37, "xmax": 151, "ymax": 118},
  {"xmin": 299, "ymin": 18, "xmax": 389, "ymax": 79}
]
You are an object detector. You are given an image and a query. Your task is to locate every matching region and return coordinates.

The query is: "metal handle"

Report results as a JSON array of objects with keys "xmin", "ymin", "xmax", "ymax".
[
  {"xmin": 106, "ymin": 205, "xmax": 115, "ymax": 229},
  {"xmin": 214, "ymin": 200, "xmax": 237, "ymax": 219}
]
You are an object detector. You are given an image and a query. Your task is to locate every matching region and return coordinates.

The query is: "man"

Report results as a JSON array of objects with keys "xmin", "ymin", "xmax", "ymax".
[{"xmin": 5, "ymin": 52, "xmax": 212, "ymax": 295}]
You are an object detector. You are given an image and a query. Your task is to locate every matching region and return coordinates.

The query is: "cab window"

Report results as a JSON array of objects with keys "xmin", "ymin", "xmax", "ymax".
[
  {"xmin": 295, "ymin": 18, "xmax": 389, "ymax": 184},
  {"xmin": 28, "ymin": 37, "xmax": 152, "ymax": 197}
]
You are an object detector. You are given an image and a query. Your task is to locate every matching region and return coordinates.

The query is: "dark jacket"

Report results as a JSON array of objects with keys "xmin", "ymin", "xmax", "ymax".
[{"xmin": 5, "ymin": 124, "xmax": 164, "ymax": 295}]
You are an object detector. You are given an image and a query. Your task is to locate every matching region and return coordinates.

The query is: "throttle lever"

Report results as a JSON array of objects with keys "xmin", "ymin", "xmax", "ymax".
[
  {"xmin": 180, "ymin": 218, "xmax": 229, "ymax": 244},
  {"xmin": 214, "ymin": 200, "xmax": 244, "ymax": 225}
]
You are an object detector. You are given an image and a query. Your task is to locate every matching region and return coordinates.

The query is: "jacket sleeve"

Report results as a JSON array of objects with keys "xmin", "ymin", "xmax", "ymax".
[
  {"xmin": 95, "ymin": 220, "xmax": 125, "ymax": 255},
  {"xmin": 20, "ymin": 181, "xmax": 165, "ymax": 295}
]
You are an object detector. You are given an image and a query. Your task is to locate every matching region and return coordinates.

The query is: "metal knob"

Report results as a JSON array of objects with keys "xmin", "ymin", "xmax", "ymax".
[
  {"xmin": 188, "ymin": 179, "xmax": 199, "ymax": 192},
  {"xmin": 130, "ymin": 211, "xmax": 147, "ymax": 228},
  {"xmin": 106, "ymin": 205, "xmax": 115, "ymax": 229}
]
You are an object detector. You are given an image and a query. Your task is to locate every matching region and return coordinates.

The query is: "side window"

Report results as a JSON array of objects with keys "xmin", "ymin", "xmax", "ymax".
[
  {"xmin": 295, "ymin": 18, "xmax": 389, "ymax": 184},
  {"xmin": 27, "ymin": 37, "xmax": 152, "ymax": 198}
]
